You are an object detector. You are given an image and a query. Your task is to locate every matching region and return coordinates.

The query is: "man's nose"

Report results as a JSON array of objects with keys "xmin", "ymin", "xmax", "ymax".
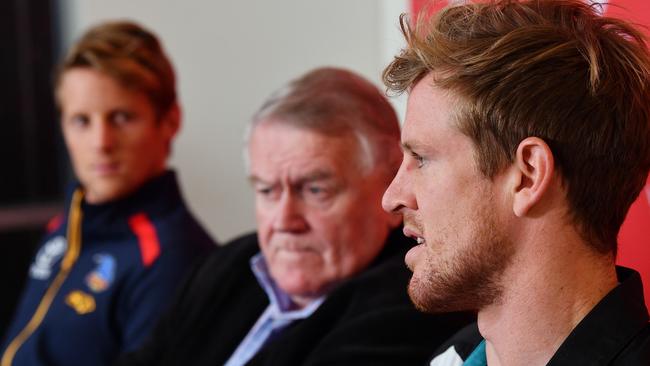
[
  {"xmin": 273, "ymin": 191, "xmax": 309, "ymax": 233},
  {"xmin": 382, "ymin": 163, "xmax": 416, "ymax": 214},
  {"xmin": 93, "ymin": 120, "xmax": 116, "ymax": 151}
]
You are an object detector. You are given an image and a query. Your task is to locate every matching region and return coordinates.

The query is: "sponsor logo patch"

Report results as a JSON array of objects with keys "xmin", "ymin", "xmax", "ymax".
[
  {"xmin": 85, "ymin": 254, "xmax": 116, "ymax": 293},
  {"xmin": 29, "ymin": 236, "xmax": 67, "ymax": 280},
  {"xmin": 65, "ymin": 290, "xmax": 96, "ymax": 315}
]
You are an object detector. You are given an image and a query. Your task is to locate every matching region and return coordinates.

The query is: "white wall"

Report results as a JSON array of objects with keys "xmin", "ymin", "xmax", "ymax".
[{"xmin": 58, "ymin": 0, "xmax": 408, "ymax": 242}]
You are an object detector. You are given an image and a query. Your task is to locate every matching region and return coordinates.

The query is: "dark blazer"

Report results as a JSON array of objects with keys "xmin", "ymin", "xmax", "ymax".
[{"xmin": 117, "ymin": 229, "xmax": 473, "ymax": 366}]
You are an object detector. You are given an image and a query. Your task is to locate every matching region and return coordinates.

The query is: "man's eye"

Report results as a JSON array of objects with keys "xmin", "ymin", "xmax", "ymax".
[
  {"xmin": 307, "ymin": 186, "xmax": 324, "ymax": 194},
  {"xmin": 256, "ymin": 185, "xmax": 279, "ymax": 199},
  {"xmin": 304, "ymin": 185, "xmax": 333, "ymax": 202},
  {"xmin": 70, "ymin": 115, "xmax": 89, "ymax": 127},
  {"xmin": 257, "ymin": 187, "xmax": 273, "ymax": 195},
  {"xmin": 111, "ymin": 111, "xmax": 133, "ymax": 125},
  {"xmin": 411, "ymin": 152, "xmax": 425, "ymax": 168}
]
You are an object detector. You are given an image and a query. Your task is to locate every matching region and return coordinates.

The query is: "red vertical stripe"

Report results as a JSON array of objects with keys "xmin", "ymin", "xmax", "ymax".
[
  {"xmin": 46, "ymin": 213, "xmax": 63, "ymax": 233},
  {"xmin": 128, "ymin": 213, "xmax": 161, "ymax": 268}
]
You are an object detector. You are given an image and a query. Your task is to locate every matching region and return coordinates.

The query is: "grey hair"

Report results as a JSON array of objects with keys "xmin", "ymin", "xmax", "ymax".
[{"xmin": 243, "ymin": 67, "xmax": 401, "ymax": 179}]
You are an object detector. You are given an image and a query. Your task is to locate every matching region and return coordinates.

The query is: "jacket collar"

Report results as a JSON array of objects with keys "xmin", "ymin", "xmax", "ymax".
[
  {"xmin": 63, "ymin": 170, "xmax": 183, "ymax": 232},
  {"xmin": 548, "ymin": 266, "xmax": 649, "ymax": 365}
]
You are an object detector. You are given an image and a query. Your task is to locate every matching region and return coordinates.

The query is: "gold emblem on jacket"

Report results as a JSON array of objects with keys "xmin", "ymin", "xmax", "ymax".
[{"xmin": 65, "ymin": 290, "xmax": 96, "ymax": 315}]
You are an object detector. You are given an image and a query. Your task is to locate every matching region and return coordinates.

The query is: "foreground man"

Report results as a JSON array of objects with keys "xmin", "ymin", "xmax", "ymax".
[
  {"xmin": 382, "ymin": 0, "xmax": 650, "ymax": 365},
  {"xmin": 118, "ymin": 67, "xmax": 471, "ymax": 366},
  {"xmin": 1, "ymin": 21, "xmax": 216, "ymax": 366}
]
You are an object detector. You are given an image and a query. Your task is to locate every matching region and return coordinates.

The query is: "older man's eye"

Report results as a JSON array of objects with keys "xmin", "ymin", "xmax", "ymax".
[
  {"xmin": 257, "ymin": 187, "xmax": 273, "ymax": 195},
  {"xmin": 304, "ymin": 185, "xmax": 332, "ymax": 201},
  {"xmin": 308, "ymin": 186, "xmax": 324, "ymax": 194},
  {"xmin": 255, "ymin": 185, "xmax": 280, "ymax": 201}
]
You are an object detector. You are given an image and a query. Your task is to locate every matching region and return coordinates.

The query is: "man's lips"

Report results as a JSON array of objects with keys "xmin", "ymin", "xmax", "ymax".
[
  {"xmin": 403, "ymin": 227, "xmax": 426, "ymax": 245},
  {"xmin": 92, "ymin": 162, "xmax": 120, "ymax": 176},
  {"xmin": 405, "ymin": 244, "xmax": 425, "ymax": 271},
  {"xmin": 272, "ymin": 241, "xmax": 318, "ymax": 253},
  {"xmin": 403, "ymin": 227, "xmax": 426, "ymax": 271},
  {"xmin": 277, "ymin": 246, "xmax": 315, "ymax": 253},
  {"xmin": 273, "ymin": 245, "xmax": 318, "ymax": 262}
]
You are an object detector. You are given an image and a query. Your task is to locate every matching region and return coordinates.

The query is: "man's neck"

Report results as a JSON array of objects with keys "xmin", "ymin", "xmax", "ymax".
[{"xmin": 477, "ymin": 230, "xmax": 618, "ymax": 366}]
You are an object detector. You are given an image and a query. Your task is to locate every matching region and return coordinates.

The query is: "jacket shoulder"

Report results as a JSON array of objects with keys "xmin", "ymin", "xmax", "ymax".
[
  {"xmin": 187, "ymin": 232, "xmax": 259, "ymax": 288},
  {"xmin": 126, "ymin": 210, "xmax": 216, "ymax": 269},
  {"xmin": 613, "ymin": 324, "xmax": 650, "ymax": 365}
]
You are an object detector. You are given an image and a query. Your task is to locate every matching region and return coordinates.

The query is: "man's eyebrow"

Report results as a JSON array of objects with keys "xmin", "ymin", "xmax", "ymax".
[
  {"xmin": 248, "ymin": 175, "xmax": 269, "ymax": 185},
  {"xmin": 402, "ymin": 140, "xmax": 435, "ymax": 155},
  {"xmin": 300, "ymin": 170, "xmax": 334, "ymax": 183},
  {"xmin": 247, "ymin": 171, "xmax": 334, "ymax": 185},
  {"xmin": 401, "ymin": 142, "xmax": 416, "ymax": 153}
]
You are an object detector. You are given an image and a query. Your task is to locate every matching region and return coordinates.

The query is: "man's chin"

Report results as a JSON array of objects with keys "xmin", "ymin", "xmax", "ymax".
[
  {"xmin": 407, "ymin": 274, "xmax": 456, "ymax": 314},
  {"xmin": 404, "ymin": 244, "xmax": 425, "ymax": 272},
  {"xmin": 85, "ymin": 184, "xmax": 133, "ymax": 204},
  {"xmin": 274, "ymin": 271, "xmax": 319, "ymax": 295},
  {"xmin": 278, "ymin": 282, "xmax": 327, "ymax": 307},
  {"xmin": 407, "ymin": 276, "xmax": 433, "ymax": 312},
  {"xmin": 84, "ymin": 188, "xmax": 119, "ymax": 204}
]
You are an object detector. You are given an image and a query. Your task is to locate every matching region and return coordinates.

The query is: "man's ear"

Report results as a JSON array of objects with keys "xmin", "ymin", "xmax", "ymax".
[
  {"xmin": 161, "ymin": 102, "xmax": 181, "ymax": 140},
  {"xmin": 512, "ymin": 137, "xmax": 555, "ymax": 217}
]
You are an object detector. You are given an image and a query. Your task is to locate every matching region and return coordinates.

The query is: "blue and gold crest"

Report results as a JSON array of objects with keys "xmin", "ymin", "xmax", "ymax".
[{"xmin": 85, "ymin": 254, "xmax": 116, "ymax": 293}]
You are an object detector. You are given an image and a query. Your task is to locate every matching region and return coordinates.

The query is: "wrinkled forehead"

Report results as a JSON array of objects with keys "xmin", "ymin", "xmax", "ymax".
[
  {"xmin": 247, "ymin": 121, "xmax": 361, "ymax": 183},
  {"xmin": 249, "ymin": 167, "xmax": 337, "ymax": 188}
]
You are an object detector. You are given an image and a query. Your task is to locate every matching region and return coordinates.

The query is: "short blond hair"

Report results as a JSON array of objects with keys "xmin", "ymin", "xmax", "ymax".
[{"xmin": 55, "ymin": 20, "xmax": 176, "ymax": 118}]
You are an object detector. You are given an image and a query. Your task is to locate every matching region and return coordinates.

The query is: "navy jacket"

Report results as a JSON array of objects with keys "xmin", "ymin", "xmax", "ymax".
[{"xmin": 1, "ymin": 171, "xmax": 216, "ymax": 366}]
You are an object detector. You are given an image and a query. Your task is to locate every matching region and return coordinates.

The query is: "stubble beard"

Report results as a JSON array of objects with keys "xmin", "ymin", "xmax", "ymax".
[{"xmin": 407, "ymin": 203, "xmax": 514, "ymax": 314}]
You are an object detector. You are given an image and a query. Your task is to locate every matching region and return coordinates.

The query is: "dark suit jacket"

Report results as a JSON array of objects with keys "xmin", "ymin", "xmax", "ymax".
[{"xmin": 117, "ymin": 229, "xmax": 473, "ymax": 366}]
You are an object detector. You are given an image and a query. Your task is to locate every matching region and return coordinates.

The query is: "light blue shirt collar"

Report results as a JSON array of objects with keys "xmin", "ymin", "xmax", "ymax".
[
  {"xmin": 250, "ymin": 252, "xmax": 325, "ymax": 318},
  {"xmin": 223, "ymin": 253, "xmax": 326, "ymax": 366}
]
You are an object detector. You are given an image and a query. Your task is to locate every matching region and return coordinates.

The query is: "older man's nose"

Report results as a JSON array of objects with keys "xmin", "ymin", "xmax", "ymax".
[{"xmin": 273, "ymin": 192, "xmax": 309, "ymax": 233}]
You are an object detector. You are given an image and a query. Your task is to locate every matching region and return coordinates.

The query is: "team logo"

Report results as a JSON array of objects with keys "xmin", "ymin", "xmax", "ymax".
[
  {"xmin": 29, "ymin": 236, "xmax": 67, "ymax": 280},
  {"xmin": 65, "ymin": 290, "xmax": 96, "ymax": 315},
  {"xmin": 85, "ymin": 254, "xmax": 116, "ymax": 293}
]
